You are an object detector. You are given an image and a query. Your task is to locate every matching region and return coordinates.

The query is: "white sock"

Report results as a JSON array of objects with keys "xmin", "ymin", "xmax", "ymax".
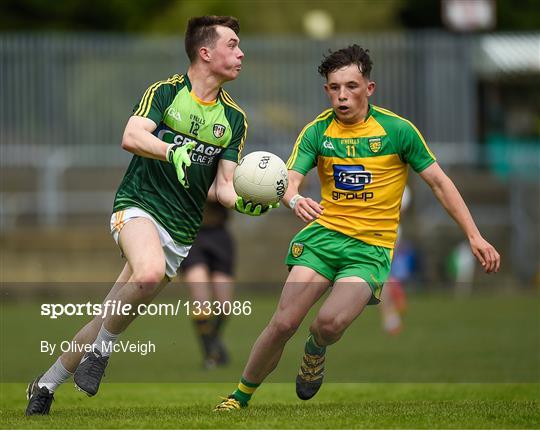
[
  {"xmin": 38, "ymin": 357, "xmax": 72, "ymax": 393},
  {"xmin": 92, "ymin": 324, "xmax": 119, "ymax": 357}
]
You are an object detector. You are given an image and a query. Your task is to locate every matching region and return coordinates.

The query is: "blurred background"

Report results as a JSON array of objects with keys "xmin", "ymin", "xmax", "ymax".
[
  {"xmin": 1, "ymin": 0, "xmax": 539, "ymax": 287},
  {"xmin": 1, "ymin": 0, "xmax": 539, "ymax": 386}
]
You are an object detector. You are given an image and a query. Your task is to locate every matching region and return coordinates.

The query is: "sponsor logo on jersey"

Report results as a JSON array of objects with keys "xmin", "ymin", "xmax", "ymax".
[
  {"xmin": 323, "ymin": 140, "xmax": 335, "ymax": 150},
  {"xmin": 157, "ymin": 128, "xmax": 197, "ymax": 147},
  {"xmin": 368, "ymin": 138, "xmax": 382, "ymax": 153},
  {"xmin": 213, "ymin": 124, "xmax": 226, "ymax": 138},
  {"xmin": 156, "ymin": 127, "xmax": 222, "ymax": 165},
  {"xmin": 331, "ymin": 191, "xmax": 374, "ymax": 201},
  {"xmin": 333, "ymin": 164, "xmax": 372, "ymax": 191},
  {"xmin": 291, "ymin": 242, "xmax": 304, "ymax": 258}
]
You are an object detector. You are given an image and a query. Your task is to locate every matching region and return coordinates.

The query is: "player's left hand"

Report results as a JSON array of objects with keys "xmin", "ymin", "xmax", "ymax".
[
  {"xmin": 235, "ymin": 196, "xmax": 279, "ymax": 216},
  {"xmin": 167, "ymin": 142, "xmax": 195, "ymax": 188},
  {"xmin": 469, "ymin": 236, "xmax": 500, "ymax": 273}
]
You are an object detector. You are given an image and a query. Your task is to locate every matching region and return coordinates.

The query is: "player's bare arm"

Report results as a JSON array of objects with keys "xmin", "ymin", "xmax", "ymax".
[
  {"xmin": 419, "ymin": 162, "xmax": 500, "ymax": 273},
  {"xmin": 212, "ymin": 159, "xmax": 239, "ymax": 209},
  {"xmin": 121, "ymin": 115, "xmax": 168, "ymax": 160},
  {"xmin": 282, "ymin": 170, "xmax": 323, "ymax": 222}
]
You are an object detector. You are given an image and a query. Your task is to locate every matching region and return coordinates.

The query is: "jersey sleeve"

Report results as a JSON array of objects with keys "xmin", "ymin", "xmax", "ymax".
[
  {"xmin": 400, "ymin": 121, "xmax": 436, "ymax": 173},
  {"xmin": 132, "ymin": 81, "xmax": 175, "ymax": 125},
  {"xmin": 221, "ymin": 111, "xmax": 247, "ymax": 163},
  {"xmin": 286, "ymin": 123, "xmax": 319, "ymax": 175}
]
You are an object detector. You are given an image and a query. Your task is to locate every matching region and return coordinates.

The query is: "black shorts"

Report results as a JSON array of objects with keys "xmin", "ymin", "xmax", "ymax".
[{"xmin": 180, "ymin": 226, "xmax": 235, "ymax": 276}]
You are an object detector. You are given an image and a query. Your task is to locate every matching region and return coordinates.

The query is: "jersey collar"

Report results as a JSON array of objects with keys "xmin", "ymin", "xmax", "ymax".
[
  {"xmin": 334, "ymin": 104, "xmax": 374, "ymax": 128},
  {"xmin": 365, "ymin": 104, "xmax": 374, "ymax": 121}
]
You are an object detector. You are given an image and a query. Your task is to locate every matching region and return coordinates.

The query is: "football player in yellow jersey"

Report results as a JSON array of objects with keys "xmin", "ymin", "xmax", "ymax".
[{"xmin": 215, "ymin": 45, "xmax": 500, "ymax": 410}]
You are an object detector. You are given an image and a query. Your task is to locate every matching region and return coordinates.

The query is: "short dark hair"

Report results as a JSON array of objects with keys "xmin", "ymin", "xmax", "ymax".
[
  {"xmin": 318, "ymin": 45, "xmax": 373, "ymax": 79},
  {"xmin": 185, "ymin": 16, "xmax": 240, "ymax": 63}
]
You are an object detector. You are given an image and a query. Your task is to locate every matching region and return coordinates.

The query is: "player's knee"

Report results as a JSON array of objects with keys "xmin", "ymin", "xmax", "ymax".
[
  {"xmin": 133, "ymin": 270, "xmax": 165, "ymax": 285},
  {"xmin": 270, "ymin": 316, "xmax": 301, "ymax": 340},
  {"xmin": 132, "ymin": 265, "xmax": 165, "ymax": 290},
  {"xmin": 312, "ymin": 314, "xmax": 346, "ymax": 342}
]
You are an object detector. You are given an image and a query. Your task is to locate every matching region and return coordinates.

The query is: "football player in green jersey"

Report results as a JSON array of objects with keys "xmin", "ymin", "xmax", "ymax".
[
  {"xmin": 215, "ymin": 45, "xmax": 500, "ymax": 410},
  {"xmin": 26, "ymin": 16, "xmax": 276, "ymax": 416}
]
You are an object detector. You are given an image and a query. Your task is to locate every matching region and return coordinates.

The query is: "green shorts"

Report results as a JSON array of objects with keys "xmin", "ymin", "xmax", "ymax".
[{"xmin": 285, "ymin": 222, "xmax": 392, "ymax": 305}]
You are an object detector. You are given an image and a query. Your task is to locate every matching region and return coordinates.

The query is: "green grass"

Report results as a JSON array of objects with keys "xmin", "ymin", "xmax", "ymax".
[
  {"xmin": 1, "ymin": 383, "xmax": 539, "ymax": 429},
  {"xmin": 1, "ymin": 292, "xmax": 539, "ymax": 428}
]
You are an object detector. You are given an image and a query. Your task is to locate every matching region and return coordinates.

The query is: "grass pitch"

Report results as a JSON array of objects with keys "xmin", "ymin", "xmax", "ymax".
[{"xmin": 1, "ymin": 383, "xmax": 538, "ymax": 429}]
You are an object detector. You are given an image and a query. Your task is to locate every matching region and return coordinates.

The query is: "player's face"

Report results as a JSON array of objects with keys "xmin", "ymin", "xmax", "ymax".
[
  {"xmin": 324, "ymin": 64, "xmax": 375, "ymax": 124},
  {"xmin": 207, "ymin": 26, "xmax": 244, "ymax": 82}
]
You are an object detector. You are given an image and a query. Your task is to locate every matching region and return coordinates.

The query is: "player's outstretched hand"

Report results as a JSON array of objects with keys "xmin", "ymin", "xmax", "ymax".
[
  {"xmin": 235, "ymin": 196, "xmax": 279, "ymax": 216},
  {"xmin": 469, "ymin": 236, "xmax": 500, "ymax": 273},
  {"xmin": 167, "ymin": 142, "xmax": 195, "ymax": 188},
  {"xmin": 293, "ymin": 196, "xmax": 323, "ymax": 223}
]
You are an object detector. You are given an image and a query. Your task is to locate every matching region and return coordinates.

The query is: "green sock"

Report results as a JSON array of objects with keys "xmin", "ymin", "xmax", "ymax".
[
  {"xmin": 305, "ymin": 333, "xmax": 326, "ymax": 355},
  {"xmin": 232, "ymin": 377, "xmax": 259, "ymax": 406}
]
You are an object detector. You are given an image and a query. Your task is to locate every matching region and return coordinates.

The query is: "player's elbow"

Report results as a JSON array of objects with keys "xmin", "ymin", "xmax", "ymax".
[
  {"xmin": 431, "ymin": 174, "xmax": 454, "ymax": 198},
  {"xmin": 121, "ymin": 130, "xmax": 137, "ymax": 152}
]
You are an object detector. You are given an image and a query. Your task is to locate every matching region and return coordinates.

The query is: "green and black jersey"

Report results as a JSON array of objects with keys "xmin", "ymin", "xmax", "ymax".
[{"xmin": 113, "ymin": 74, "xmax": 247, "ymax": 245}]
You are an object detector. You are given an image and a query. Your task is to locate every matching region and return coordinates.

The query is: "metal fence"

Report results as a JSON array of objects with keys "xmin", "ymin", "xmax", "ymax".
[{"xmin": 1, "ymin": 31, "xmax": 478, "ymax": 161}]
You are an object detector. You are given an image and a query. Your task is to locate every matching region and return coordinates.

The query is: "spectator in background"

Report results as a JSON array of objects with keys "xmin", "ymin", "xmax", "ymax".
[
  {"xmin": 180, "ymin": 200, "xmax": 235, "ymax": 368},
  {"xmin": 379, "ymin": 185, "xmax": 411, "ymax": 335}
]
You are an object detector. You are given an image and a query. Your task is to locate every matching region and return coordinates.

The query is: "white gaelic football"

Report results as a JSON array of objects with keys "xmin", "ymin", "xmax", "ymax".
[{"xmin": 233, "ymin": 151, "xmax": 288, "ymax": 206}]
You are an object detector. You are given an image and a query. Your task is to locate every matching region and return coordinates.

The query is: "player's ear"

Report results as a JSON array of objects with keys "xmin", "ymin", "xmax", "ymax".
[
  {"xmin": 366, "ymin": 80, "xmax": 376, "ymax": 97},
  {"xmin": 323, "ymin": 83, "xmax": 330, "ymax": 97},
  {"xmin": 199, "ymin": 46, "xmax": 211, "ymax": 63}
]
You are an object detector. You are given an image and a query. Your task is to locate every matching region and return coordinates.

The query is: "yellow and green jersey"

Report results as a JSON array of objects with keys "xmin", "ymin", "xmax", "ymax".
[
  {"xmin": 113, "ymin": 74, "xmax": 247, "ymax": 245},
  {"xmin": 287, "ymin": 105, "xmax": 435, "ymax": 249}
]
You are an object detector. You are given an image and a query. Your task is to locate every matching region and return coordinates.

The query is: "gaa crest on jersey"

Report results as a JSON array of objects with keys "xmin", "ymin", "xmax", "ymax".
[
  {"xmin": 291, "ymin": 242, "xmax": 304, "ymax": 258},
  {"xmin": 323, "ymin": 139, "xmax": 335, "ymax": 150},
  {"xmin": 368, "ymin": 138, "xmax": 382, "ymax": 153},
  {"xmin": 213, "ymin": 124, "xmax": 226, "ymax": 138}
]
